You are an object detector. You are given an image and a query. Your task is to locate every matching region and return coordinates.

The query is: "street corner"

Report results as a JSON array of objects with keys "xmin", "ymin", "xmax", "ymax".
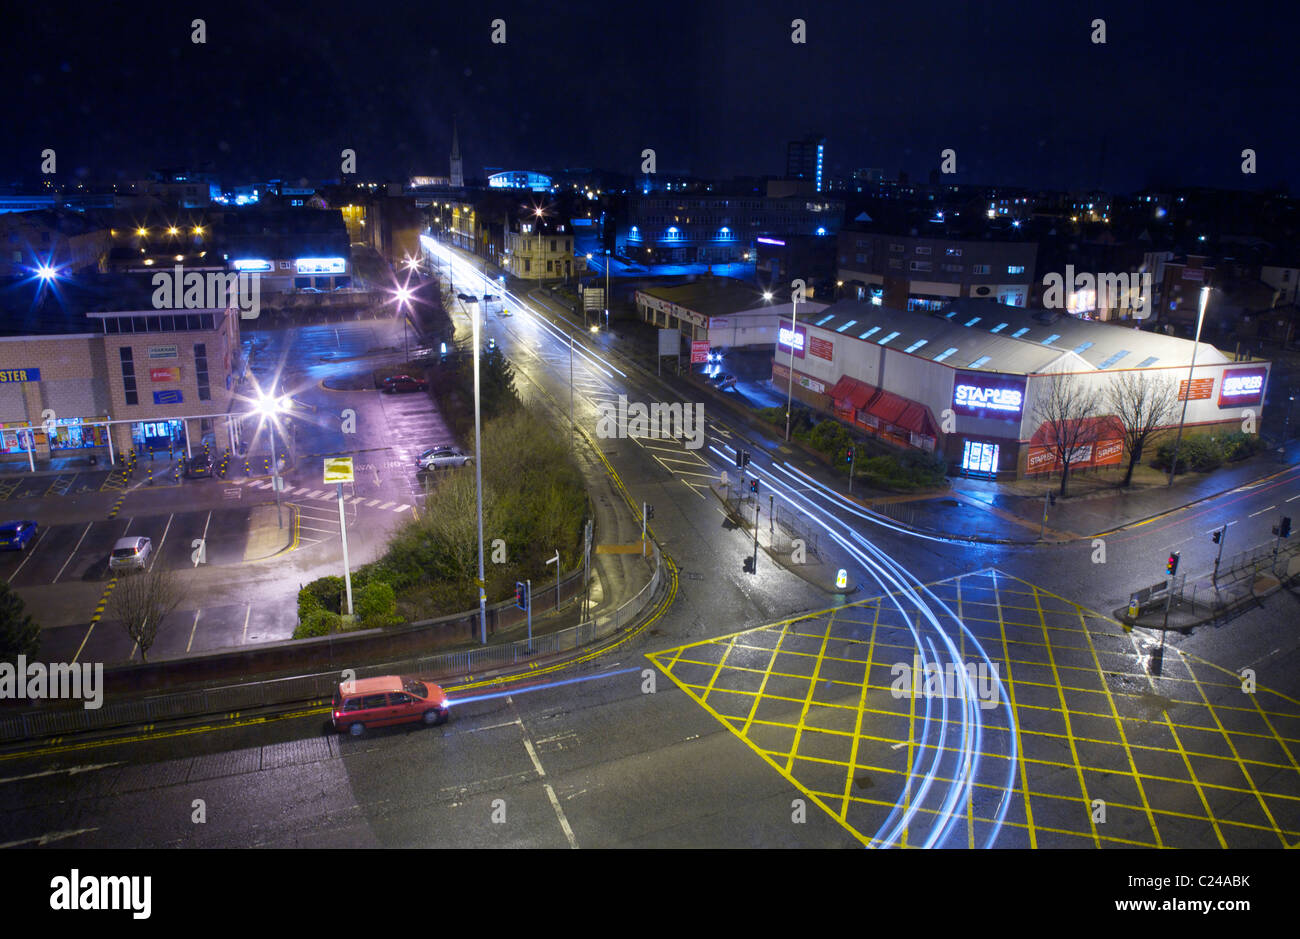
[{"xmin": 243, "ymin": 502, "xmax": 299, "ymax": 562}]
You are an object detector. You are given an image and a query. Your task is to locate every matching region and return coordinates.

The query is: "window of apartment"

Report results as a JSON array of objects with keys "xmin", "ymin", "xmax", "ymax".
[
  {"xmin": 279, "ymin": 261, "xmax": 290, "ymax": 269},
  {"xmin": 547, "ymin": 260, "xmax": 553, "ymax": 272},
  {"xmin": 119, "ymin": 346, "xmax": 138, "ymax": 406},
  {"xmin": 1007, "ymin": 265, "xmax": 1025, "ymax": 274},
  {"xmin": 909, "ymin": 261, "xmax": 932, "ymax": 272},
  {"xmin": 915, "ymin": 246, "xmax": 931, "ymax": 255},
  {"xmin": 550, "ymin": 240, "xmax": 557, "ymax": 252},
  {"xmin": 856, "ymin": 239, "xmax": 868, "ymax": 248},
  {"xmin": 855, "ymin": 253, "xmax": 866, "ymax": 264},
  {"xmin": 524, "ymin": 259, "xmax": 531, "ymax": 273},
  {"xmin": 945, "ymin": 248, "xmax": 962, "ymax": 257},
  {"xmin": 194, "ymin": 342, "xmax": 211, "ymax": 401},
  {"xmin": 972, "ymin": 264, "xmax": 991, "ymax": 274},
  {"xmin": 942, "ymin": 263, "xmax": 964, "ymax": 272}
]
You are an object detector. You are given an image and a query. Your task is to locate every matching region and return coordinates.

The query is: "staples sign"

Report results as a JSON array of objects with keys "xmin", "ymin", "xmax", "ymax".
[
  {"xmin": 1217, "ymin": 366, "xmax": 1266, "ymax": 408},
  {"xmin": 778, "ymin": 320, "xmax": 807, "ymax": 359},
  {"xmin": 952, "ymin": 372, "xmax": 1026, "ymax": 419}
]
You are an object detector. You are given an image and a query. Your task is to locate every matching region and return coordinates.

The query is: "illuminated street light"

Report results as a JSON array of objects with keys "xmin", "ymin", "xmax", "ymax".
[
  {"xmin": 254, "ymin": 391, "xmax": 289, "ymax": 528},
  {"xmin": 35, "ymin": 264, "xmax": 57, "ymax": 280}
]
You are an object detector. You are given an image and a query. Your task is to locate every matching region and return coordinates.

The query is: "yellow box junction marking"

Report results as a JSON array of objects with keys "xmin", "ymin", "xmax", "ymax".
[{"xmin": 646, "ymin": 569, "xmax": 1300, "ymax": 849}]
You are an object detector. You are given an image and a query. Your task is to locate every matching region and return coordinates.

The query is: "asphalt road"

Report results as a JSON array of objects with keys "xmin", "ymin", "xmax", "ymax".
[{"xmin": 3, "ymin": 245, "xmax": 1297, "ymax": 849}]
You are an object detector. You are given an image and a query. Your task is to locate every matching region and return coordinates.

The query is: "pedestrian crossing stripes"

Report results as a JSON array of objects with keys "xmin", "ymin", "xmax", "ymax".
[{"xmin": 223, "ymin": 477, "xmax": 410, "ymax": 512}]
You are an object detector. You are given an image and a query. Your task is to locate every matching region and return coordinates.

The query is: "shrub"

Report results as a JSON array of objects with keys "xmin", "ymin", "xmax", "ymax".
[
  {"xmin": 356, "ymin": 581, "xmax": 402, "ymax": 630},
  {"xmin": 297, "ymin": 587, "xmax": 323, "ymax": 623},
  {"xmin": 292, "ymin": 607, "xmax": 340, "ymax": 639},
  {"xmin": 303, "ymin": 576, "xmax": 346, "ymax": 614}
]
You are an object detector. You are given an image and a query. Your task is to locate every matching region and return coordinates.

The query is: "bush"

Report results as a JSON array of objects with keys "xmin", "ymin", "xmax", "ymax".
[
  {"xmin": 302, "ymin": 576, "xmax": 346, "ymax": 615},
  {"xmin": 0, "ymin": 582, "xmax": 39, "ymax": 663},
  {"xmin": 297, "ymin": 587, "xmax": 323, "ymax": 623},
  {"xmin": 356, "ymin": 581, "xmax": 402, "ymax": 630},
  {"xmin": 1153, "ymin": 432, "xmax": 1263, "ymax": 475},
  {"xmin": 292, "ymin": 607, "xmax": 341, "ymax": 639}
]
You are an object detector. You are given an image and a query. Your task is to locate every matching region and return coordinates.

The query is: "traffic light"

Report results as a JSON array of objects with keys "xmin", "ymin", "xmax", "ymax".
[
  {"xmin": 515, "ymin": 581, "xmax": 528, "ymax": 611},
  {"xmin": 735, "ymin": 449, "xmax": 744, "ymax": 469},
  {"xmin": 742, "ymin": 450, "xmax": 751, "ymax": 468},
  {"xmin": 1281, "ymin": 517, "xmax": 1292, "ymax": 539},
  {"xmin": 646, "ymin": 504, "xmax": 655, "ymax": 520},
  {"xmin": 749, "ymin": 478, "xmax": 760, "ymax": 495},
  {"xmin": 1212, "ymin": 528, "xmax": 1222, "ymax": 544},
  {"xmin": 1166, "ymin": 552, "xmax": 1180, "ymax": 576},
  {"xmin": 845, "ymin": 448, "xmax": 854, "ymax": 464}
]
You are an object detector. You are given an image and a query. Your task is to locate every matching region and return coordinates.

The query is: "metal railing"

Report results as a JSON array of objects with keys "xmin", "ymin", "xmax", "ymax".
[{"xmin": 0, "ymin": 542, "xmax": 665, "ymax": 743}]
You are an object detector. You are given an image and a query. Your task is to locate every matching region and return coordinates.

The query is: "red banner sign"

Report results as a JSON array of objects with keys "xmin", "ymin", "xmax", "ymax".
[
  {"xmin": 690, "ymin": 340, "xmax": 710, "ymax": 364},
  {"xmin": 808, "ymin": 336, "xmax": 834, "ymax": 361},
  {"xmin": 1026, "ymin": 437, "xmax": 1125, "ymax": 474},
  {"xmin": 150, "ymin": 367, "xmax": 180, "ymax": 382},
  {"xmin": 1177, "ymin": 377, "xmax": 1214, "ymax": 401}
]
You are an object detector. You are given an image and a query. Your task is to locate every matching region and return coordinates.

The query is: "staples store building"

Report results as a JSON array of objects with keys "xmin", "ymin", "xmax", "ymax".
[{"xmin": 771, "ymin": 297, "xmax": 1270, "ymax": 477}]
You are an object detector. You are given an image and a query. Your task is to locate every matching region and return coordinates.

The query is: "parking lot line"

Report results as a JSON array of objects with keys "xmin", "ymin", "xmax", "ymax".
[
  {"xmin": 7, "ymin": 528, "xmax": 48, "ymax": 583},
  {"xmin": 149, "ymin": 513, "xmax": 174, "ymax": 570},
  {"xmin": 52, "ymin": 522, "xmax": 92, "ymax": 584},
  {"xmin": 186, "ymin": 609, "xmax": 201, "ymax": 654}
]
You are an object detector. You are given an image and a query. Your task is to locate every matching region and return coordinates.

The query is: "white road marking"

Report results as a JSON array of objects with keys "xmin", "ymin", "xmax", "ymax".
[
  {"xmin": 299, "ymin": 524, "xmax": 337, "ymax": 535},
  {"xmin": 366, "ymin": 499, "xmax": 380, "ymax": 507},
  {"xmin": 0, "ymin": 762, "xmax": 124, "ymax": 786},
  {"xmin": 379, "ymin": 501, "xmax": 394, "ymax": 510},
  {"xmin": 150, "ymin": 512, "xmax": 175, "ymax": 570},
  {"xmin": 1248, "ymin": 505, "xmax": 1276, "ymax": 518},
  {"xmin": 185, "ymin": 608, "xmax": 201, "ymax": 653},
  {"xmin": 242, "ymin": 602, "xmax": 252, "ymax": 642},
  {"xmin": 394, "ymin": 504, "xmax": 411, "ymax": 513},
  {"xmin": 0, "ymin": 828, "xmax": 99, "ymax": 849},
  {"xmin": 1287, "ymin": 494, "xmax": 1300, "ymax": 503},
  {"xmin": 7, "ymin": 528, "xmax": 48, "ymax": 583},
  {"xmin": 52, "ymin": 522, "xmax": 92, "ymax": 584},
  {"xmin": 509, "ymin": 695, "xmax": 577, "ymax": 849}
]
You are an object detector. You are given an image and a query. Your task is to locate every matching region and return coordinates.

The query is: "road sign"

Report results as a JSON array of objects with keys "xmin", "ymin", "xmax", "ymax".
[
  {"xmin": 323, "ymin": 456, "xmax": 354, "ymax": 483},
  {"xmin": 690, "ymin": 340, "xmax": 710, "ymax": 364}
]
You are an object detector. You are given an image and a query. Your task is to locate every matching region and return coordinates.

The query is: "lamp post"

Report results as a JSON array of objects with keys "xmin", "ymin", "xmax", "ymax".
[
  {"xmin": 255, "ymin": 392, "xmax": 287, "ymax": 529},
  {"xmin": 472, "ymin": 302, "xmax": 487, "ymax": 643},
  {"xmin": 1167, "ymin": 286, "xmax": 1211, "ymax": 486},
  {"xmin": 781, "ymin": 291, "xmax": 798, "ymax": 442}
]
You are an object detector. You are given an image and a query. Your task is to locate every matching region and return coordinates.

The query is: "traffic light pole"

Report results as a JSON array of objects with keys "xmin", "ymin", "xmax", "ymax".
[
  {"xmin": 752, "ymin": 498, "xmax": 760, "ymax": 571},
  {"xmin": 526, "ymin": 578, "xmax": 532, "ymax": 648},
  {"xmin": 848, "ymin": 448, "xmax": 856, "ymax": 494},
  {"xmin": 1212, "ymin": 525, "xmax": 1227, "ymax": 590}
]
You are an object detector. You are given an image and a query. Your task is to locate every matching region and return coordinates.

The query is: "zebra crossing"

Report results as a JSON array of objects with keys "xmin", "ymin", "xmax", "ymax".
[{"xmin": 226, "ymin": 476, "xmax": 411, "ymax": 513}]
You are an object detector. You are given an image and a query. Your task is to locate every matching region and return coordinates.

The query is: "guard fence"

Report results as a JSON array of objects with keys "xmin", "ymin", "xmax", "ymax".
[{"xmin": 0, "ymin": 542, "xmax": 664, "ymax": 744}]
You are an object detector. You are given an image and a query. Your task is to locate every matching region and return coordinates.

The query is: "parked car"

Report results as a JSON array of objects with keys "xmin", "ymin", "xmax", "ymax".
[
  {"xmin": 332, "ymin": 675, "xmax": 450, "ymax": 736},
  {"xmin": 418, "ymin": 445, "xmax": 473, "ymax": 470},
  {"xmin": 457, "ymin": 293, "xmax": 479, "ymax": 304},
  {"xmin": 0, "ymin": 520, "xmax": 38, "ymax": 551},
  {"xmin": 382, "ymin": 374, "xmax": 429, "ymax": 393},
  {"xmin": 712, "ymin": 373, "xmax": 738, "ymax": 390},
  {"xmin": 184, "ymin": 453, "xmax": 213, "ymax": 478},
  {"xmin": 109, "ymin": 536, "xmax": 153, "ymax": 571}
]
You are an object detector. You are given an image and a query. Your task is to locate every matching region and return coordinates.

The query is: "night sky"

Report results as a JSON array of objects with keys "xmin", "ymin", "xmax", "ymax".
[{"xmin": 3, "ymin": 0, "xmax": 1296, "ymax": 193}]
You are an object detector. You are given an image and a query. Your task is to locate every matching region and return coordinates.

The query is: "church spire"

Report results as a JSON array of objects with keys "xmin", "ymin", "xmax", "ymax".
[{"xmin": 450, "ymin": 121, "xmax": 463, "ymax": 188}]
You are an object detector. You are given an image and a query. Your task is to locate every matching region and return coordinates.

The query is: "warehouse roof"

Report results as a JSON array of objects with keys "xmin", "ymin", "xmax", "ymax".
[
  {"xmin": 638, "ymin": 276, "xmax": 824, "ymax": 318},
  {"xmin": 0, "ymin": 273, "xmax": 162, "ymax": 336},
  {"xmin": 804, "ymin": 297, "xmax": 1233, "ymax": 375}
]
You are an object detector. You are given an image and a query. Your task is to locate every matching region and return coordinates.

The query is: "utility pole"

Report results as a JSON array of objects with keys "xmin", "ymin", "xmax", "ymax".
[
  {"xmin": 1168, "ymin": 286, "xmax": 1210, "ymax": 486},
  {"xmin": 569, "ymin": 332, "xmax": 575, "ymax": 447},
  {"xmin": 1212, "ymin": 524, "xmax": 1227, "ymax": 590},
  {"xmin": 547, "ymin": 549, "xmax": 561, "ymax": 610},
  {"xmin": 473, "ymin": 302, "xmax": 487, "ymax": 643}
]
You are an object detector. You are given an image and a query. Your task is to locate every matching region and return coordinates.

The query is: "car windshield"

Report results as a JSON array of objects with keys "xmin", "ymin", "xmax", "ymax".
[{"xmin": 403, "ymin": 679, "xmax": 428, "ymax": 698}]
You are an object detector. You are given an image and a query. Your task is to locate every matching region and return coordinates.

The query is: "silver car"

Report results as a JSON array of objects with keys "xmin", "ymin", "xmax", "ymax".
[
  {"xmin": 418, "ymin": 446, "xmax": 473, "ymax": 470},
  {"xmin": 109, "ymin": 536, "xmax": 153, "ymax": 571}
]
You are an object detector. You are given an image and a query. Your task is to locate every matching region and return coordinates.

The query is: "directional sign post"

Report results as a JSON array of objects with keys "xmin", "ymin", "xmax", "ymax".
[{"xmin": 324, "ymin": 458, "xmax": 355, "ymax": 616}]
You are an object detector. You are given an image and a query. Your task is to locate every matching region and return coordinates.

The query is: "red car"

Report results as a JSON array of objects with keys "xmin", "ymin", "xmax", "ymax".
[
  {"xmin": 382, "ymin": 374, "xmax": 429, "ymax": 393},
  {"xmin": 333, "ymin": 675, "xmax": 450, "ymax": 736}
]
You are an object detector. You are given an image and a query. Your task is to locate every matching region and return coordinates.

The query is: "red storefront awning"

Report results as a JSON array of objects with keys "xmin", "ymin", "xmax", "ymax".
[
  {"xmin": 863, "ymin": 389, "xmax": 938, "ymax": 438},
  {"xmin": 829, "ymin": 375, "xmax": 874, "ymax": 410}
]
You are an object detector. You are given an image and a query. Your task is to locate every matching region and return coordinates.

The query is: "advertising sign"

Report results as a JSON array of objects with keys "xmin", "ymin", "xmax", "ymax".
[
  {"xmin": 1177, "ymin": 377, "xmax": 1214, "ymax": 401},
  {"xmin": 0, "ymin": 368, "xmax": 40, "ymax": 383},
  {"xmin": 689, "ymin": 339, "xmax": 710, "ymax": 364},
  {"xmin": 808, "ymin": 336, "xmax": 834, "ymax": 361},
  {"xmin": 148, "ymin": 345, "xmax": 179, "ymax": 360},
  {"xmin": 150, "ymin": 367, "xmax": 181, "ymax": 382},
  {"xmin": 951, "ymin": 372, "xmax": 1026, "ymax": 419},
  {"xmin": 778, "ymin": 319, "xmax": 807, "ymax": 359},
  {"xmin": 1026, "ymin": 437, "xmax": 1124, "ymax": 474},
  {"xmin": 1217, "ymin": 366, "xmax": 1267, "ymax": 408},
  {"xmin": 152, "ymin": 389, "xmax": 183, "ymax": 405}
]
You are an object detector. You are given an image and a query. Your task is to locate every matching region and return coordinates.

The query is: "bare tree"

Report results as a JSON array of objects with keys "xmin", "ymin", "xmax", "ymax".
[
  {"xmin": 1032, "ymin": 371, "xmax": 1100, "ymax": 497},
  {"xmin": 111, "ymin": 566, "xmax": 182, "ymax": 663},
  {"xmin": 1104, "ymin": 371, "xmax": 1179, "ymax": 487}
]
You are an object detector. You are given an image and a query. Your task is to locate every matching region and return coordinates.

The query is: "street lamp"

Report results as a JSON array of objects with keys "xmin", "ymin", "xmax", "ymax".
[
  {"xmin": 783, "ymin": 291, "xmax": 798, "ymax": 442},
  {"xmin": 395, "ymin": 285, "xmax": 412, "ymax": 360},
  {"xmin": 255, "ymin": 391, "xmax": 289, "ymax": 528},
  {"xmin": 472, "ymin": 301, "xmax": 488, "ymax": 643},
  {"xmin": 1167, "ymin": 285, "xmax": 1211, "ymax": 486}
]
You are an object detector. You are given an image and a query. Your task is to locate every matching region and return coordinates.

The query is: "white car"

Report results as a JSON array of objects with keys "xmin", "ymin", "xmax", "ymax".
[
  {"xmin": 110, "ymin": 536, "xmax": 153, "ymax": 571},
  {"xmin": 418, "ymin": 446, "xmax": 473, "ymax": 470}
]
